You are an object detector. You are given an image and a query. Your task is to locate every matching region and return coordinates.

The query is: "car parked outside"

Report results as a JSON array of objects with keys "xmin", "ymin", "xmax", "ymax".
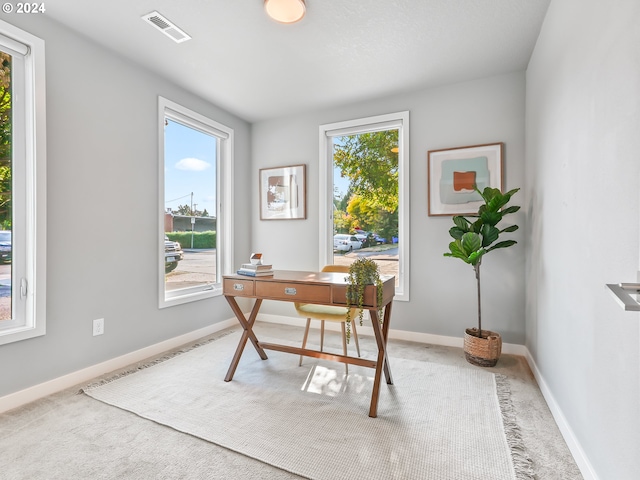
[
  {"xmin": 353, "ymin": 232, "xmax": 375, "ymax": 248},
  {"xmin": 373, "ymin": 233, "xmax": 386, "ymax": 244},
  {"xmin": 333, "ymin": 234, "xmax": 362, "ymax": 252},
  {"xmin": 165, "ymin": 235, "xmax": 184, "ymax": 273},
  {"xmin": 0, "ymin": 230, "xmax": 11, "ymax": 263},
  {"xmin": 354, "ymin": 234, "xmax": 367, "ymax": 245}
]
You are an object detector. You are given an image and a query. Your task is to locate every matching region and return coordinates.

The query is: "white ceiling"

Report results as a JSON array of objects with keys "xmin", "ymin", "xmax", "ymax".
[{"xmin": 45, "ymin": 0, "xmax": 551, "ymax": 123}]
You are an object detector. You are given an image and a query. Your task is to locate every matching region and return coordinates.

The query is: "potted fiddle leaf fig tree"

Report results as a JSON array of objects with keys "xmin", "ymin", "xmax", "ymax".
[{"xmin": 444, "ymin": 186, "xmax": 520, "ymax": 367}]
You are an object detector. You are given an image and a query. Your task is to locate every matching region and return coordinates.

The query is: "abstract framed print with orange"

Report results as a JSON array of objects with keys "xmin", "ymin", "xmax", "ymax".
[{"xmin": 427, "ymin": 143, "xmax": 503, "ymax": 216}]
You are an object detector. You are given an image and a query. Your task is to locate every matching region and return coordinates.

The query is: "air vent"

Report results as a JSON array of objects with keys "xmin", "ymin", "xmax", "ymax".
[{"xmin": 142, "ymin": 11, "xmax": 191, "ymax": 44}]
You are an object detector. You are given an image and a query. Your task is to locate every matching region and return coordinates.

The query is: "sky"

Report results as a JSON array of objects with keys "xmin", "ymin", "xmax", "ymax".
[
  {"xmin": 334, "ymin": 165, "xmax": 350, "ymax": 199},
  {"xmin": 332, "ymin": 137, "xmax": 350, "ymax": 199},
  {"xmin": 164, "ymin": 119, "xmax": 217, "ymax": 217}
]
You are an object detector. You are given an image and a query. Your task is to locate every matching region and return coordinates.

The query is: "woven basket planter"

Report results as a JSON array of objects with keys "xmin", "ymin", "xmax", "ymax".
[{"xmin": 464, "ymin": 328, "xmax": 502, "ymax": 367}]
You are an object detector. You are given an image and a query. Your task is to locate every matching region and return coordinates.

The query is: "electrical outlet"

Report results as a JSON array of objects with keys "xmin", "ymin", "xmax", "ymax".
[{"xmin": 93, "ymin": 318, "xmax": 104, "ymax": 336}]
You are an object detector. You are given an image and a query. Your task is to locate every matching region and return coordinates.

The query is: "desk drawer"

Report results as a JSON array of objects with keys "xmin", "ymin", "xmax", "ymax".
[
  {"xmin": 256, "ymin": 281, "xmax": 331, "ymax": 303},
  {"xmin": 223, "ymin": 278, "xmax": 255, "ymax": 297},
  {"xmin": 332, "ymin": 285, "xmax": 377, "ymax": 307}
]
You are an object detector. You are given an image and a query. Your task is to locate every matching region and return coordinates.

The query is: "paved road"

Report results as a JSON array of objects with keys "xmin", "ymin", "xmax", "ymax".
[
  {"xmin": 165, "ymin": 249, "xmax": 216, "ymax": 291},
  {"xmin": 333, "ymin": 246, "xmax": 399, "ymax": 283}
]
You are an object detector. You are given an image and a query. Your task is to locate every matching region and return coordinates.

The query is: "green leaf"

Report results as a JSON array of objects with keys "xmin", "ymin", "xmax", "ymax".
[
  {"xmin": 444, "ymin": 251, "xmax": 470, "ymax": 262},
  {"xmin": 449, "ymin": 226, "xmax": 465, "ymax": 239},
  {"xmin": 486, "ymin": 194, "xmax": 509, "ymax": 212},
  {"xmin": 453, "ymin": 216, "xmax": 470, "ymax": 231},
  {"xmin": 468, "ymin": 250, "xmax": 486, "ymax": 266},
  {"xmin": 444, "ymin": 240, "xmax": 471, "ymax": 263},
  {"xmin": 461, "ymin": 232, "xmax": 482, "ymax": 256},
  {"xmin": 486, "ymin": 239, "xmax": 517, "ymax": 252},
  {"xmin": 480, "ymin": 210, "xmax": 501, "ymax": 226},
  {"xmin": 500, "ymin": 224, "xmax": 519, "ymax": 233},
  {"xmin": 480, "ymin": 224, "xmax": 499, "ymax": 246},
  {"xmin": 501, "ymin": 205, "xmax": 521, "ymax": 215},
  {"xmin": 480, "ymin": 187, "xmax": 500, "ymax": 203}
]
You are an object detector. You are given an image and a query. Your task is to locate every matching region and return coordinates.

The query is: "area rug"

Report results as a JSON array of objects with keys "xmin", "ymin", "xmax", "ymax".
[{"xmin": 82, "ymin": 331, "xmax": 533, "ymax": 480}]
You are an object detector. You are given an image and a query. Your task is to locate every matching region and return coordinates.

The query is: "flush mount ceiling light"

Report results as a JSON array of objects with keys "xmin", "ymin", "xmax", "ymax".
[{"xmin": 264, "ymin": 0, "xmax": 306, "ymax": 24}]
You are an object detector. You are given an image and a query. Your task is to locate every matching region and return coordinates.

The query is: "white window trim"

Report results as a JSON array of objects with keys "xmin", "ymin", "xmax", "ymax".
[
  {"xmin": 319, "ymin": 111, "xmax": 410, "ymax": 301},
  {"xmin": 0, "ymin": 20, "xmax": 47, "ymax": 345},
  {"xmin": 158, "ymin": 96, "xmax": 234, "ymax": 308}
]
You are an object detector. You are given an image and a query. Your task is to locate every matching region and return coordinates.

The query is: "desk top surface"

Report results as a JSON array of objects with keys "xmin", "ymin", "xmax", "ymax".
[{"xmin": 224, "ymin": 269, "xmax": 394, "ymax": 286}]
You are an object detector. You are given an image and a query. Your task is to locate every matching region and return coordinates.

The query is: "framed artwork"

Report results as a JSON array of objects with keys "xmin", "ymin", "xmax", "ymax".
[
  {"xmin": 427, "ymin": 143, "xmax": 503, "ymax": 216},
  {"xmin": 259, "ymin": 164, "xmax": 307, "ymax": 220}
]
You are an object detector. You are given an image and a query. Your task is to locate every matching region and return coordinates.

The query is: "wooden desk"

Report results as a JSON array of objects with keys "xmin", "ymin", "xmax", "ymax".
[{"xmin": 223, "ymin": 270, "xmax": 395, "ymax": 417}]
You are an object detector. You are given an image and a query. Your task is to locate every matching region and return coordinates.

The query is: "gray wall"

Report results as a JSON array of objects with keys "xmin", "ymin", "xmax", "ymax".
[
  {"xmin": 526, "ymin": 0, "xmax": 640, "ymax": 478},
  {"xmin": 251, "ymin": 72, "xmax": 527, "ymax": 343},
  {"xmin": 0, "ymin": 15, "xmax": 251, "ymax": 397}
]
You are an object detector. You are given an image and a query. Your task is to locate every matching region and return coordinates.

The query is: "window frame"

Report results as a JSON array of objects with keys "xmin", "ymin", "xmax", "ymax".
[
  {"xmin": 0, "ymin": 20, "xmax": 47, "ymax": 346},
  {"xmin": 319, "ymin": 111, "xmax": 410, "ymax": 301},
  {"xmin": 157, "ymin": 96, "xmax": 234, "ymax": 308}
]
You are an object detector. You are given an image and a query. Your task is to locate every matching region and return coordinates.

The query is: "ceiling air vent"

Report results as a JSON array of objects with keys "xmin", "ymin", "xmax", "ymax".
[{"xmin": 142, "ymin": 11, "xmax": 191, "ymax": 44}]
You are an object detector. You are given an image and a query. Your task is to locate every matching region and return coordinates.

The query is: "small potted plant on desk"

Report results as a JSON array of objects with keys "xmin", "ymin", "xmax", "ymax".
[
  {"xmin": 444, "ymin": 186, "xmax": 520, "ymax": 367},
  {"xmin": 345, "ymin": 257, "xmax": 384, "ymax": 342}
]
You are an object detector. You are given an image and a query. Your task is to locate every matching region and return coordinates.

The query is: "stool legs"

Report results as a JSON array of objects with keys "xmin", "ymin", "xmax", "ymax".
[
  {"xmin": 298, "ymin": 318, "xmax": 359, "ymax": 374},
  {"xmin": 299, "ymin": 318, "xmax": 311, "ymax": 366},
  {"xmin": 341, "ymin": 322, "xmax": 348, "ymax": 375},
  {"xmin": 351, "ymin": 320, "xmax": 361, "ymax": 358}
]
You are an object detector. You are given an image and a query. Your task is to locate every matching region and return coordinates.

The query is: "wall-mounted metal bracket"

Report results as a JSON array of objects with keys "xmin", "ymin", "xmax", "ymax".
[{"xmin": 606, "ymin": 283, "xmax": 640, "ymax": 311}]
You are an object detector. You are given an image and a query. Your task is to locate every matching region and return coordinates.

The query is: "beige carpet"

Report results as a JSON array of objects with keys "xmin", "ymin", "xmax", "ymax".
[{"xmin": 83, "ymin": 330, "xmax": 534, "ymax": 480}]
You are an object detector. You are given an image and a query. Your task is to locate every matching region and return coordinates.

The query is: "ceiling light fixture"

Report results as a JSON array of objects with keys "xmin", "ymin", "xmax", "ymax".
[{"xmin": 264, "ymin": 0, "xmax": 306, "ymax": 24}]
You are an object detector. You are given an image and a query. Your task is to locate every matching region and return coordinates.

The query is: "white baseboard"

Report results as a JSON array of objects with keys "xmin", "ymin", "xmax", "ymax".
[
  {"xmin": 524, "ymin": 350, "xmax": 599, "ymax": 480},
  {"xmin": 256, "ymin": 313, "xmax": 529, "ymax": 356},
  {"xmin": 0, "ymin": 318, "xmax": 237, "ymax": 414}
]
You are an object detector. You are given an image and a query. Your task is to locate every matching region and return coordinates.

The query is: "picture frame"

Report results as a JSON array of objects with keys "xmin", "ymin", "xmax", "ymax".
[
  {"xmin": 259, "ymin": 164, "xmax": 307, "ymax": 220},
  {"xmin": 427, "ymin": 143, "xmax": 503, "ymax": 216}
]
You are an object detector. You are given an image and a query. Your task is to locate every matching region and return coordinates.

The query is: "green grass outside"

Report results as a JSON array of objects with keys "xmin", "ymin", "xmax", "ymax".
[{"xmin": 166, "ymin": 231, "xmax": 216, "ymax": 249}]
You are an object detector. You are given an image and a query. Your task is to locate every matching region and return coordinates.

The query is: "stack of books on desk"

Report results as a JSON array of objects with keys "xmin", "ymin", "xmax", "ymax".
[{"xmin": 236, "ymin": 263, "xmax": 274, "ymax": 277}]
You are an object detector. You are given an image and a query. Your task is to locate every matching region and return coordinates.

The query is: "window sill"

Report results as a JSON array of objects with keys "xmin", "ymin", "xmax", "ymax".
[{"xmin": 160, "ymin": 284, "xmax": 222, "ymax": 309}]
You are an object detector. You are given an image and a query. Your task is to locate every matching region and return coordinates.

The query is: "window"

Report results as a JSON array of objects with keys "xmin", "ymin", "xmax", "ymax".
[
  {"xmin": 158, "ymin": 97, "xmax": 233, "ymax": 308},
  {"xmin": 0, "ymin": 20, "xmax": 47, "ymax": 346},
  {"xmin": 319, "ymin": 112, "xmax": 409, "ymax": 301}
]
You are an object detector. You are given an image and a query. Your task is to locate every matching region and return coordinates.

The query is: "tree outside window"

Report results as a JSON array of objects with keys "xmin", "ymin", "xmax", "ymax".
[{"xmin": 332, "ymin": 129, "xmax": 399, "ymax": 283}]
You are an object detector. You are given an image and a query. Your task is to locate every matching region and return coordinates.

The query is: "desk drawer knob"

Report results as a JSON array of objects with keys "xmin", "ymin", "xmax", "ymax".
[
  {"xmin": 284, "ymin": 287, "xmax": 297, "ymax": 296},
  {"xmin": 233, "ymin": 283, "xmax": 245, "ymax": 291}
]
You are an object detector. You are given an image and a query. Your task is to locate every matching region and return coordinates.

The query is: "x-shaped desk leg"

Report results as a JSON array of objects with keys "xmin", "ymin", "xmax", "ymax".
[
  {"xmin": 368, "ymin": 301, "xmax": 394, "ymax": 417},
  {"xmin": 224, "ymin": 296, "xmax": 267, "ymax": 382}
]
